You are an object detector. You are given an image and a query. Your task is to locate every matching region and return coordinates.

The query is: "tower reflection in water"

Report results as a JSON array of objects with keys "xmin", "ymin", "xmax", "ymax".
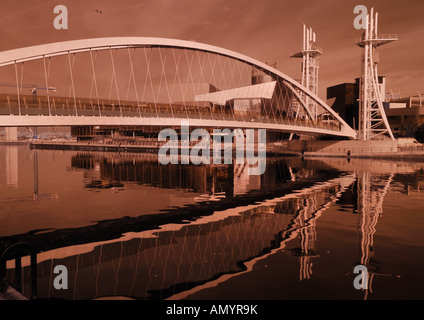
[
  {"xmin": 3, "ymin": 152, "xmax": 415, "ymax": 300},
  {"xmin": 357, "ymin": 171, "xmax": 394, "ymax": 299}
]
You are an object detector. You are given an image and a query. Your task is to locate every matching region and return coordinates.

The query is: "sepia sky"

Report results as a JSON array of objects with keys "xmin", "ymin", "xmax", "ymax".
[{"xmin": 0, "ymin": 0, "xmax": 422, "ymax": 98}]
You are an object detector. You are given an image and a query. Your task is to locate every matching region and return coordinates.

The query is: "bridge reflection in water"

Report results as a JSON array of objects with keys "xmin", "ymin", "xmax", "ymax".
[
  {"xmin": 30, "ymin": 154, "xmax": 349, "ymax": 300},
  {"xmin": 3, "ymin": 152, "xmax": 420, "ymax": 300}
]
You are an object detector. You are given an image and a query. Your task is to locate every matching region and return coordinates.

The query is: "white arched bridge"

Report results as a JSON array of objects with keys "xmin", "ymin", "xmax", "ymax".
[{"xmin": 0, "ymin": 37, "xmax": 356, "ymax": 138}]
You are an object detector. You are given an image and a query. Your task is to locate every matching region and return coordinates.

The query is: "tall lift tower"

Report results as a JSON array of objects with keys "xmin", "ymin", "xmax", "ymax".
[
  {"xmin": 290, "ymin": 24, "xmax": 323, "ymax": 121},
  {"xmin": 356, "ymin": 8, "xmax": 397, "ymax": 140}
]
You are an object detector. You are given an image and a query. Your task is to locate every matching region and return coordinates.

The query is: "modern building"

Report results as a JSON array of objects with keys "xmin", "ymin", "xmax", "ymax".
[
  {"xmin": 327, "ymin": 78, "xmax": 424, "ymax": 141},
  {"xmin": 385, "ymin": 95, "xmax": 424, "ymax": 139},
  {"xmin": 326, "ymin": 76, "xmax": 387, "ymax": 130},
  {"xmin": 326, "ymin": 82, "xmax": 359, "ymax": 130}
]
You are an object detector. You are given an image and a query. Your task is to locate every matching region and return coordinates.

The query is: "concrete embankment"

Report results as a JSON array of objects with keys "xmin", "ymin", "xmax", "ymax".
[
  {"xmin": 25, "ymin": 140, "xmax": 300, "ymax": 157},
  {"xmin": 302, "ymin": 151, "xmax": 424, "ymax": 160},
  {"xmin": 0, "ymin": 141, "xmax": 29, "ymax": 146},
  {"xmin": 286, "ymin": 139, "xmax": 424, "ymax": 160},
  {"xmin": 4, "ymin": 139, "xmax": 424, "ymax": 160},
  {"xmin": 27, "ymin": 140, "xmax": 160, "ymax": 153}
]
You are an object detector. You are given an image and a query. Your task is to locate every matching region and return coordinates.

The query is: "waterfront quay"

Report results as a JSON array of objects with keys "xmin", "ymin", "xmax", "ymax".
[{"xmin": 16, "ymin": 137, "xmax": 424, "ymax": 160}]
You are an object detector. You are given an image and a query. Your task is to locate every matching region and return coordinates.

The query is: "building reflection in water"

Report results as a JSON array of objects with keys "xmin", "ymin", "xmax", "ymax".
[
  {"xmin": 5, "ymin": 146, "xmax": 19, "ymax": 188},
  {"xmin": 33, "ymin": 150, "xmax": 39, "ymax": 201},
  {"xmin": 71, "ymin": 152, "xmax": 234, "ymax": 197},
  {"xmin": 70, "ymin": 152, "xmax": 303, "ymax": 198}
]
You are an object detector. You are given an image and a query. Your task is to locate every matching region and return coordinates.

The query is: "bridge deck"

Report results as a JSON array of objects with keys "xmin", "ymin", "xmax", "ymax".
[{"xmin": 0, "ymin": 94, "xmax": 355, "ymax": 137}]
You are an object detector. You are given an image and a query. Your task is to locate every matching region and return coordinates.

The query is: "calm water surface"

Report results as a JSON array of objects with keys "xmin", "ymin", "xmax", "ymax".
[{"xmin": 1, "ymin": 146, "xmax": 424, "ymax": 300}]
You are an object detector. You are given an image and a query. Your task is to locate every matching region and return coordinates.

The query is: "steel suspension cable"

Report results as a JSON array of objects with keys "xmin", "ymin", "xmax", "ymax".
[
  {"xmin": 143, "ymin": 47, "xmax": 158, "ymax": 118},
  {"xmin": 109, "ymin": 48, "xmax": 122, "ymax": 117},
  {"xmin": 171, "ymin": 48, "xmax": 188, "ymax": 119},
  {"xmin": 158, "ymin": 48, "xmax": 173, "ymax": 118},
  {"xmin": 19, "ymin": 62, "xmax": 24, "ymax": 96},
  {"xmin": 127, "ymin": 47, "xmax": 141, "ymax": 117},
  {"xmin": 89, "ymin": 49, "xmax": 101, "ymax": 116},
  {"xmin": 14, "ymin": 62, "xmax": 21, "ymax": 116},
  {"xmin": 42, "ymin": 56, "xmax": 51, "ymax": 116},
  {"xmin": 67, "ymin": 53, "xmax": 78, "ymax": 116}
]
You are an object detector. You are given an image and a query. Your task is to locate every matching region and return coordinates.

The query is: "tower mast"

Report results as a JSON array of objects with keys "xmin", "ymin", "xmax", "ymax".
[
  {"xmin": 356, "ymin": 8, "xmax": 397, "ymax": 140},
  {"xmin": 290, "ymin": 24, "xmax": 323, "ymax": 121}
]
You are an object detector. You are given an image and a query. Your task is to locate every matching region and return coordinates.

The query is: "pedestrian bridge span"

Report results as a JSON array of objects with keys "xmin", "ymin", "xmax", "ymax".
[{"xmin": 0, "ymin": 37, "xmax": 356, "ymax": 138}]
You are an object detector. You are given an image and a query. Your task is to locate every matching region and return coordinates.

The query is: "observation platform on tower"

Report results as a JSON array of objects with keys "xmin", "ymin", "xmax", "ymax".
[
  {"xmin": 356, "ymin": 33, "xmax": 398, "ymax": 47},
  {"xmin": 289, "ymin": 44, "xmax": 323, "ymax": 58}
]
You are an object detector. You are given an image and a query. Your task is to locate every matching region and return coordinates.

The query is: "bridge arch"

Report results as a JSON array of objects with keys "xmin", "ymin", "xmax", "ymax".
[{"xmin": 0, "ymin": 37, "xmax": 356, "ymax": 138}]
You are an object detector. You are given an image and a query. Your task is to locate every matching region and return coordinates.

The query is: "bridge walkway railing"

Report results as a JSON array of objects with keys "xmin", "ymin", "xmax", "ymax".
[{"xmin": 0, "ymin": 95, "xmax": 342, "ymax": 133}]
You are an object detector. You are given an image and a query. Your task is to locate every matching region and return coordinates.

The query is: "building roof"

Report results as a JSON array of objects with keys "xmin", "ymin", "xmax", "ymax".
[{"xmin": 195, "ymin": 81, "xmax": 277, "ymax": 105}]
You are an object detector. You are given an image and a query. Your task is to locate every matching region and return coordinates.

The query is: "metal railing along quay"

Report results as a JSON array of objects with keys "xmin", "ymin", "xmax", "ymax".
[{"xmin": 0, "ymin": 243, "xmax": 37, "ymax": 300}]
